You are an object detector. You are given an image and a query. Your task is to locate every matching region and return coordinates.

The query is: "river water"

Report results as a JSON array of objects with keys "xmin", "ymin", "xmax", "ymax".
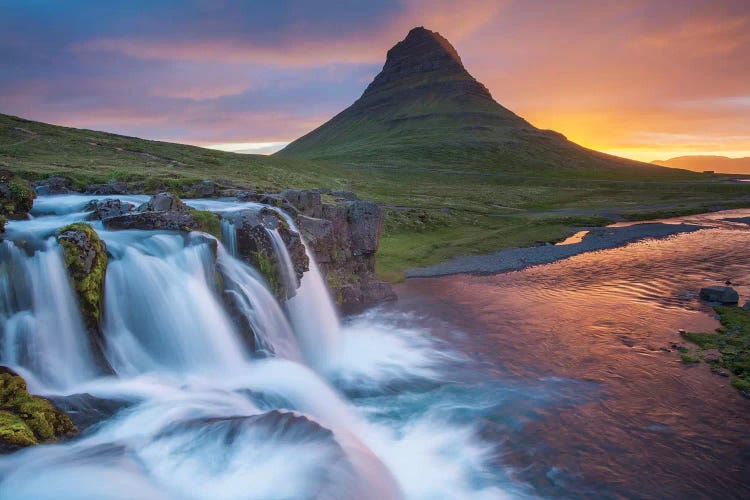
[
  {"xmin": 391, "ymin": 210, "xmax": 750, "ymax": 498},
  {"xmin": 0, "ymin": 197, "xmax": 748, "ymax": 499}
]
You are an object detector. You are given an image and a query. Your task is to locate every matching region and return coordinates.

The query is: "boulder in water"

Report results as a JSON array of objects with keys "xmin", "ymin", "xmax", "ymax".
[
  {"xmin": 699, "ymin": 286, "xmax": 739, "ymax": 305},
  {"xmin": 85, "ymin": 198, "xmax": 134, "ymax": 220},
  {"xmin": 56, "ymin": 223, "xmax": 112, "ymax": 372},
  {"xmin": 47, "ymin": 393, "xmax": 130, "ymax": 434},
  {"xmin": 0, "ymin": 367, "xmax": 77, "ymax": 453},
  {"xmin": 137, "ymin": 191, "xmax": 186, "ymax": 212},
  {"xmin": 103, "ymin": 192, "xmax": 221, "ymax": 238},
  {"xmin": 56, "ymin": 223, "xmax": 108, "ymax": 328}
]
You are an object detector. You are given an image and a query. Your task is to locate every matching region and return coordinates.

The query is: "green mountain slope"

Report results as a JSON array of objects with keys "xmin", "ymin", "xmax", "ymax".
[{"xmin": 278, "ymin": 27, "xmax": 676, "ymax": 178}]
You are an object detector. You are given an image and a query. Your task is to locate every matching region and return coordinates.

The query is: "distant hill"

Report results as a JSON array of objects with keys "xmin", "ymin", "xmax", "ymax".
[
  {"xmin": 278, "ymin": 27, "xmax": 678, "ymax": 177},
  {"xmin": 652, "ymin": 156, "xmax": 750, "ymax": 174}
]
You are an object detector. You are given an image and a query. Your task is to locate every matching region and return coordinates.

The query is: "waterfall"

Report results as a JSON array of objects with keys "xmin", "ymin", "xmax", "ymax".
[
  {"xmin": 101, "ymin": 232, "xmax": 248, "ymax": 376},
  {"xmin": 0, "ymin": 239, "xmax": 98, "ymax": 390},
  {"xmin": 216, "ymin": 246, "xmax": 304, "ymax": 363},
  {"xmin": 264, "ymin": 211, "xmax": 343, "ymax": 369},
  {"xmin": 0, "ymin": 195, "xmax": 510, "ymax": 499}
]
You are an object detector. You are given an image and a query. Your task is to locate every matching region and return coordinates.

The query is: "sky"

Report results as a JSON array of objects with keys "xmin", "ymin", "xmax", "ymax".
[{"xmin": 0, "ymin": 0, "xmax": 748, "ymax": 162}]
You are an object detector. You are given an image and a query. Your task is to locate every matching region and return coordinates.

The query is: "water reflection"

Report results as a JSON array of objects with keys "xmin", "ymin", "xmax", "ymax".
[{"xmin": 394, "ymin": 210, "xmax": 750, "ymax": 498}]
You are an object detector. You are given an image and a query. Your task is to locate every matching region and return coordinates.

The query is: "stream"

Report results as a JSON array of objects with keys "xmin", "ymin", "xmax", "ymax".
[{"xmin": 0, "ymin": 196, "xmax": 749, "ymax": 499}]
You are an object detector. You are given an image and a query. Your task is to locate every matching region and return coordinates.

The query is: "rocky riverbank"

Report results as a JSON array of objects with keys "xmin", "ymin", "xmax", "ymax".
[{"xmin": 405, "ymin": 222, "xmax": 709, "ymax": 278}]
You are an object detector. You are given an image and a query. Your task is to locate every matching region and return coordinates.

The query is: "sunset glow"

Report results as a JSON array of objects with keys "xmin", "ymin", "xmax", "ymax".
[{"xmin": 1, "ymin": 0, "xmax": 748, "ymax": 163}]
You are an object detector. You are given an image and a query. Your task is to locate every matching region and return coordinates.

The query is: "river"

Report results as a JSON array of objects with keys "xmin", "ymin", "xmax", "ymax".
[{"xmin": 0, "ymin": 196, "xmax": 748, "ymax": 499}]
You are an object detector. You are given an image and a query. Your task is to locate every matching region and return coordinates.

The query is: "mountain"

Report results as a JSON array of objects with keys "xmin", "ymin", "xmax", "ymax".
[
  {"xmin": 652, "ymin": 156, "xmax": 750, "ymax": 174},
  {"xmin": 277, "ymin": 27, "xmax": 672, "ymax": 176}
]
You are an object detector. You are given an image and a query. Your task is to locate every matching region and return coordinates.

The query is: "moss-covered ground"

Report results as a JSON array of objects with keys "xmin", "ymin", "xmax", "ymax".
[
  {"xmin": 682, "ymin": 306, "xmax": 750, "ymax": 395},
  {"xmin": 0, "ymin": 369, "xmax": 76, "ymax": 449}
]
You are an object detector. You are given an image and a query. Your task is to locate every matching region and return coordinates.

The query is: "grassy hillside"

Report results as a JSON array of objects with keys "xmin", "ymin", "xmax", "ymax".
[{"xmin": 4, "ymin": 112, "xmax": 750, "ymax": 282}]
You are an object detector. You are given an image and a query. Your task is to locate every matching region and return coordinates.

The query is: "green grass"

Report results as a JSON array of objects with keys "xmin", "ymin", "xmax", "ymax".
[
  {"xmin": 4, "ymin": 112, "xmax": 750, "ymax": 280},
  {"xmin": 188, "ymin": 210, "xmax": 222, "ymax": 239},
  {"xmin": 683, "ymin": 306, "xmax": 750, "ymax": 395}
]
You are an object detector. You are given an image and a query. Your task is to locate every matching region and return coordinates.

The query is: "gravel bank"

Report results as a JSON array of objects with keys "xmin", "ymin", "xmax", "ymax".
[{"xmin": 405, "ymin": 222, "xmax": 708, "ymax": 278}]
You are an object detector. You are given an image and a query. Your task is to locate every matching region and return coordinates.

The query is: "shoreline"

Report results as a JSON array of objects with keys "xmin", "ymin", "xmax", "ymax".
[{"xmin": 405, "ymin": 221, "xmax": 709, "ymax": 278}]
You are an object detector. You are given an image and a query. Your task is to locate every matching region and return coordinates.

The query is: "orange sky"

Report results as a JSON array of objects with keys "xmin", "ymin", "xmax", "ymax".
[{"xmin": 2, "ymin": 0, "xmax": 748, "ymax": 163}]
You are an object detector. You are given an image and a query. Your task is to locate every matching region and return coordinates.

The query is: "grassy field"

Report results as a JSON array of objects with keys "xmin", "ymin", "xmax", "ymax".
[{"xmin": 3, "ymin": 112, "xmax": 750, "ymax": 281}]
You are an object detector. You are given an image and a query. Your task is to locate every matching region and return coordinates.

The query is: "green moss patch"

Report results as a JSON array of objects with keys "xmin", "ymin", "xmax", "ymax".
[
  {"xmin": 56, "ymin": 223, "xmax": 108, "ymax": 328},
  {"xmin": 0, "ymin": 370, "xmax": 76, "ymax": 450},
  {"xmin": 252, "ymin": 250, "xmax": 282, "ymax": 299},
  {"xmin": 683, "ymin": 306, "xmax": 750, "ymax": 396},
  {"xmin": 188, "ymin": 209, "xmax": 222, "ymax": 239}
]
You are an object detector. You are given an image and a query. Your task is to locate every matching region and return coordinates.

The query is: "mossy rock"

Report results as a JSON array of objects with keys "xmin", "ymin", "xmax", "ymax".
[
  {"xmin": 56, "ymin": 223, "xmax": 108, "ymax": 329},
  {"xmin": 0, "ymin": 170, "xmax": 36, "ymax": 220},
  {"xmin": 188, "ymin": 209, "xmax": 222, "ymax": 239},
  {"xmin": 0, "ymin": 368, "xmax": 76, "ymax": 452},
  {"xmin": 252, "ymin": 249, "xmax": 284, "ymax": 299}
]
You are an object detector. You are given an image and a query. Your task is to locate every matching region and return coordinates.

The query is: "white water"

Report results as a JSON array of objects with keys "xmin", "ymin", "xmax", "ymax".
[{"xmin": 0, "ymin": 195, "xmax": 520, "ymax": 499}]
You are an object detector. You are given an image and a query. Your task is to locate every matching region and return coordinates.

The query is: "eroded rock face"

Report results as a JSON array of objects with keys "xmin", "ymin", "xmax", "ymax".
[
  {"xmin": 0, "ymin": 170, "xmax": 36, "ymax": 229},
  {"xmin": 226, "ymin": 207, "xmax": 308, "ymax": 300},
  {"xmin": 0, "ymin": 366, "xmax": 77, "ymax": 453},
  {"xmin": 280, "ymin": 189, "xmax": 323, "ymax": 218},
  {"xmin": 291, "ymin": 191, "xmax": 396, "ymax": 310},
  {"xmin": 85, "ymin": 198, "xmax": 134, "ymax": 220}
]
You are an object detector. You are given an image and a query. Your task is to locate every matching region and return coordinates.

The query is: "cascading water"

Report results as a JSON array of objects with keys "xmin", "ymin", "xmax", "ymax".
[
  {"xmin": 0, "ymin": 239, "xmax": 98, "ymax": 390},
  {"xmin": 0, "ymin": 195, "xmax": 518, "ymax": 499}
]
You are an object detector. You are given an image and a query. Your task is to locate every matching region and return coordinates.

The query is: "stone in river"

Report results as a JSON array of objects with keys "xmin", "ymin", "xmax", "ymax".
[{"xmin": 698, "ymin": 286, "xmax": 739, "ymax": 305}]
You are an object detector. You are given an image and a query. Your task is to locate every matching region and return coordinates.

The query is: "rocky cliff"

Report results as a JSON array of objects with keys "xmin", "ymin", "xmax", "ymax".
[{"xmin": 277, "ymin": 189, "xmax": 396, "ymax": 310}]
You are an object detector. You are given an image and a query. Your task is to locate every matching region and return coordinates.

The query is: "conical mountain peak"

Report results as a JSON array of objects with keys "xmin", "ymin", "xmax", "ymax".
[
  {"xmin": 279, "ymin": 27, "xmax": 650, "ymax": 177},
  {"xmin": 363, "ymin": 26, "xmax": 490, "ymax": 98}
]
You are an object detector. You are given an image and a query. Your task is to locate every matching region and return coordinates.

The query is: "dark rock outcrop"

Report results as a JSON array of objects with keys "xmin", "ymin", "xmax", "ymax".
[
  {"xmin": 103, "ymin": 192, "xmax": 220, "ymax": 237},
  {"xmin": 47, "ymin": 393, "xmax": 129, "ymax": 434},
  {"xmin": 280, "ymin": 189, "xmax": 323, "ymax": 218},
  {"xmin": 85, "ymin": 198, "xmax": 134, "ymax": 220},
  {"xmin": 699, "ymin": 286, "xmax": 739, "ymax": 305},
  {"xmin": 56, "ymin": 223, "xmax": 111, "ymax": 372},
  {"xmin": 225, "ymin": 207, "xmax": 309, "ymax": 299},
  {"xmin": 32, "ymin": 175, "xmax": 75, "ymax": 195},
  {"xmin": 0, "ymin": 367, "xmax": 77, "ymax": 453},
  {"xmin": 286, "ymin": 190, "xmax": 396, "ymax": 309},
  {"xmin": 0, "ymin": 170, "xmax": 36, "ymax": 229},
  {"xmin": 137, "ymin": 191, "xmax": 186, "ymax": 212}
]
